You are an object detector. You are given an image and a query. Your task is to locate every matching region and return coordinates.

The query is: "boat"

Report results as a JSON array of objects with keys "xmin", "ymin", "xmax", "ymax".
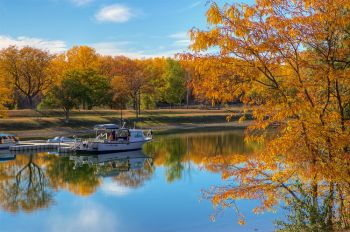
[
  {"xmin": 73, "ymin": 124, "xmax": 152, "ymax": 154},
  {"xmin": 0, "ymin": 133, "xmax": 18, "ymax": 150},
  {"xmin": 47, "ymin": 136, "xmax": 77, "ymax": 144}
]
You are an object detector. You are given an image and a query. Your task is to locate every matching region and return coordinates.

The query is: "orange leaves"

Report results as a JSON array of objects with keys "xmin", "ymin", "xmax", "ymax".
[
  {"xmin": 206, "ymin": 3, "xmax": 222, "ymax": 25},
  {"xmin": 66, "ymin": 46, "xmax": 100, "ymax": 71},
  {"xmin": 188, "ymin": 0, "xmax": 350, "ymax": 227},
  {"xmin": 182, "ymin": 55, "xmax": 242, "ymax": 105},
  {"xmin": 0, "ymin": 73, "xmax": 10, "ymax": 117}
]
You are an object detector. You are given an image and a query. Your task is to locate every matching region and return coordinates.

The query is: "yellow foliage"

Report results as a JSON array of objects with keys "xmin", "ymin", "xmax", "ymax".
[{"xmin": 186, "ymin": 0, "xmax": 350, "ymax": 227}]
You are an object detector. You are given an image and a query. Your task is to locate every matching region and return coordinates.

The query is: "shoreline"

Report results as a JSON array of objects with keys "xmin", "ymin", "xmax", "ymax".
[
  {"xmin": 0, "ymin": 108, "xmax": 251, "ymax": 140},
  {"xmin": 9, "ymin": 121, "xmax": 251, "ymax": 140}
]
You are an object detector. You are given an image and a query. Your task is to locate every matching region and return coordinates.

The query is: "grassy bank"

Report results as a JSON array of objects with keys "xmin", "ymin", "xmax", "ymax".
[{"xmin": 0, "ymin": 107, "xmax": 251, "ymax": 139}]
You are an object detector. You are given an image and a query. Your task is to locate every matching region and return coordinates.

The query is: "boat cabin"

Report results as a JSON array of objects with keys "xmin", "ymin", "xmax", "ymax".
[{"xmin": 93, "ymin": 124, "xmax": 148, "ymax": 143}]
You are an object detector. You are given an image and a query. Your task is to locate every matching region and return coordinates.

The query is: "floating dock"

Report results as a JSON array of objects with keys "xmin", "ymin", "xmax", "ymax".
[{"xmin": 9, "ymin": 140, "xmax": 74, "ymax": 153}]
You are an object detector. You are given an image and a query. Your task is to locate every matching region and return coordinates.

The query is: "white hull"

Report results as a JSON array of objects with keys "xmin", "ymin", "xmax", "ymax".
[{"xmin": 75, "ymin": 140, "xmax": 149, "ymax": 154}]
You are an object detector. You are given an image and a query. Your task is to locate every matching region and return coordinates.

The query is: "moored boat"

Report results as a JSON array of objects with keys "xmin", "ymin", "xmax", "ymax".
[
  {"xmin": 0, "ymin": 133, "xmax": 18, "ymax": 150},
  {"xmin": 73, "ymin": 124, "xmax": 152, "ymax": 154}
]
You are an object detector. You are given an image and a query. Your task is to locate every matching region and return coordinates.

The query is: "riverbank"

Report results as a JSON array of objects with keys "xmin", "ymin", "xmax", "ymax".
[{"xmin": 0, "ymin": 107, "xmax": 252, "ymax": 139}]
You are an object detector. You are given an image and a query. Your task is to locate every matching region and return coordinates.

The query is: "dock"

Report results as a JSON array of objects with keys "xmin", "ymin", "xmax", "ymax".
[{"xmin": 9, "ymin": 141, "xmax": 74, "ymax": 153}]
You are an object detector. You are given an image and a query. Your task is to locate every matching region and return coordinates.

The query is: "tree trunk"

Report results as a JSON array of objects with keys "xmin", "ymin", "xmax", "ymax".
[
  {"xmin": 120, "ymin": 106, "xmax": 123, "ymax": 127},
  {"xmin": 64, "ymin": 109, "xmax": 70, "ymax": 123},
  {"xmin": 133, "ymin": 94, "xmax": 138, "ymax": 119},
  {"xmin": 138, "ymin": 92, "xmax": 141, "ymax": 117},
  {"xmin": 186, "ymin": 87, "xmax": 189, "ymax": 109},
  {"xmin": 28, "ymin": 96, "xmax": 34, "ymax": 109}
]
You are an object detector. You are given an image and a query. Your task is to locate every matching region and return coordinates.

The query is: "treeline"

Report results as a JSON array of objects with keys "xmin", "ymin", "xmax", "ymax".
[{"xmin": 0, "ymin": 45, "xmax": 238, "ymax": 121}]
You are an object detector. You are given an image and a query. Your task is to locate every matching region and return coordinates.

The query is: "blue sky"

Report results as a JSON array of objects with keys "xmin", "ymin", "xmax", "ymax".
[{"xmin": 0, "ymin": 0, "xmax": 252, "ymax": 58}]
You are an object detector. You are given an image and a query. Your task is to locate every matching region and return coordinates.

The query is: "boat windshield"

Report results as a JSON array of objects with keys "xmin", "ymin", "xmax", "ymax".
[{"xmin": 105, "ymin": 129, "xmax": 130, "ymax": 141}]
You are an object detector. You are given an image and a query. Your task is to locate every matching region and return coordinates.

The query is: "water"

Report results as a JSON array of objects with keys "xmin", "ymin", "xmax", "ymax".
[{"xmin": 0, "ymin": 129, "xmax": 280, "ymax": 232}]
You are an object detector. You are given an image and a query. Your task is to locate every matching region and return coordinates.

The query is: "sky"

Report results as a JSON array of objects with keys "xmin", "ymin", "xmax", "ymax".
[{"xmin": 0, "ymin": 0, "xmax": 252, "ymax": 58}]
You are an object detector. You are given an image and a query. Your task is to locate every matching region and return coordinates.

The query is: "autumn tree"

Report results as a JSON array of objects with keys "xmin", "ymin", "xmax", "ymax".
[
  {"xmin": 111, "ymin": 57, "xmax": 150, "ymax": 118},
  {"xmin": 111, "ymin": 75, "xmax": 130, "ymax": 124},
  {"xmin": 0, "ymin": 46, "xmax": 54, "ymax": 108},
  {"xmin": 0, "ymin": 73, "xmax": 11, "ymax": 117},
  {"xmin": 181, "ymin": 55, "xmax": 242, "ymax": 107},
  {"xmin": 187, "ymin": 0, "xmax": 350, "ymax": 229},
  {"xmin": 66, "ymin": 45, "xmax": 100, "ymax": 71}
]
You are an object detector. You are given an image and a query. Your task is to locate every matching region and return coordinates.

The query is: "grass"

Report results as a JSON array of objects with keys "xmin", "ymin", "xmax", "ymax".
[{"xmin": 0, "ymin": 106, "xmax": 251, "ymax": 139}]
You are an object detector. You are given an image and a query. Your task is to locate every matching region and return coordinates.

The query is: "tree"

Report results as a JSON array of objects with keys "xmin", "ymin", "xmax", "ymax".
[
  {"xmin": 78, "ymin": 69, "xmax": 113, "ymax": 109},
  {"xmin": 112, "ymin": 57, "xmax": 150, "ymax": 118},
  {"xmin": 162, "ymin": 59, "xmax": 186, "ymax": 106},
  {"xmin": 43, "ymin": 70, "xmax": 89, "ymax": 122},
  {"xmin": 181, "ymin": 55, "xmax": 242, "ymax": 107},
  {"xmin": 0, "ymin": 72, "xmax": 11, "ymax": 117},
  {"xmin": 111, "ymin": 75, "xmax": 130, "ymax": 125},
  {"xmin": 141, "ymin": 58, "xmax": 167, "ymax": 109},
  {"xmin": 0, "ymin": 46, "xmax": 54, "ymax": 108},
  {"xmin": 187, "ymin": 0, "xmax": 350, "ymax": 228},
  {"xmin": 66, "ymin": 46, "xmax": 100, "ymax": 71}
]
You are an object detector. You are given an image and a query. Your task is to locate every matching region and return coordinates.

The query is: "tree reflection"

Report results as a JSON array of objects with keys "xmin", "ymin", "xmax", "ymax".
[
  {"xmin": 46, "ymin": 155, "xmax": 101, "ymax": 196},
  {"xmin": 202, "ymin": 132, "xmax": 350, "ymax": 231},
  {"xmin": 112, "ymin": 158, "xmax": 154, "ymax": 188},
  {"xmin": 144, "ymin": 130, "xmax": 258, "ymax": 182},
  {"xmin": 0, "ymin": 153, "xmax": 53, "ymax": 213}
]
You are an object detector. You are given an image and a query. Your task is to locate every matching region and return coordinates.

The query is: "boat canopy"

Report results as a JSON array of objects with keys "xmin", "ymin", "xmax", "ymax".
[{"xmin": 94, "ymin": 124, "xmax": 119, "ymax": 130}]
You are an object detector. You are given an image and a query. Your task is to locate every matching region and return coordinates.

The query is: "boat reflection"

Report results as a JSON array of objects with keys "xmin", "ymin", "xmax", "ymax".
[
  {"xmin": 69, "ymin": 150, "xmax": 154, "ymax": 178},
  {"xmin": 0, "ymin": 150, "xmax": 16, "ymax": 162}
]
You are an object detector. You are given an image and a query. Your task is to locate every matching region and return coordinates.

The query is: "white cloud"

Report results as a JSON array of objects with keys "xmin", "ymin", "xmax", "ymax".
[
  {"xmin": 101, "ymin": 181, "xmax": 132, "ymax": 196},
  {"xmin": 179, "ymin": 1, "xmax": 202, "ymax": 12},
  {"xmin": 168, "ymin": 32, "xmax": 188, "ymax": 40},
  {"xmin": 0, "ymin": 35, "xmax": 67, "ymax": 53},
  {"xmin": 0, "ymin": 34, "xmax": 183, "ymax": 58},
  {"xmin": 48, "ymin": 203, "xmax": 118, "ymax": 232},
  {"xmin": 188, "ymin": 1, "xmax": 202, "ymax": 9},
  {"xmin": 95, "ymin": 4, "xmax": 135, "ymax": 23},
  {"xmin": 90, "ymin": 41, "xmax": 178, "ymax": 59},
  {"xmin": 70, "ymin": 0, "xmax": 93, "ymax": 6},
  {"xmin": 169, "ymin": 32, "xmax": 191, "ymax": 47}
]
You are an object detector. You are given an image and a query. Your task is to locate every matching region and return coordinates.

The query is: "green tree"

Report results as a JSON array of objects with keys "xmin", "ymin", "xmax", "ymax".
[
  {"xmin": 42, "ymin": 70, "xmax": 89, "ymax": 122},
  {"xmin": 162, "ymin": 59, "xmax": 186, "ymax": 106},
  {"xmin": 80, "ymin": 69, "xmax": 112, "ymax": 109}
]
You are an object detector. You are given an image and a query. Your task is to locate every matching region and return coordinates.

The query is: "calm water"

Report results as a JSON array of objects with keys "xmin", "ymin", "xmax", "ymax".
[{"xmin": 0, "ymin": 130, "xmax": 281, "ymax": 232}]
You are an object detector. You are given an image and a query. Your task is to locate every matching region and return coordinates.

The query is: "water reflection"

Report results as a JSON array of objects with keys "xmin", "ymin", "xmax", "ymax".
[
  {"xmin": 200, "ymin": 130, "xmax": 350, "ymax": 231},
  {"xmin": 144, "ymin": 130, "xmax": 259, "ymax": 183},
  {"xmin": 0, "ymin": 152, "xmax": 53, "ymax": 213},
  {"xmin": 1, "ymin": 129, "xmax": 335, "ymax": 231},
  {"xmin": 0, "ymin": 130, "xmax": 256, "ymax": 216}
]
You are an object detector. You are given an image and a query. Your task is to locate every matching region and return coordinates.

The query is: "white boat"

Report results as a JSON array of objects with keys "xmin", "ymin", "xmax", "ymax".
[
  {"xmin": 0, "ymin": 133, "xmax": 18, "ymax": 150},
  {"xmin": 73, "ymin": 124, "xmax": 152, "ymax": 154}
]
